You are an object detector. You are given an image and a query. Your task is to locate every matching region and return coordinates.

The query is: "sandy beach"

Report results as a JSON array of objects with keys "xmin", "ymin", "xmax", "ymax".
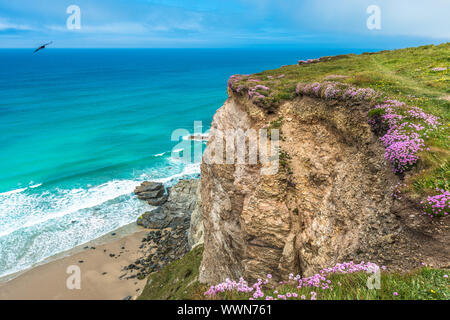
[{"xmin": 0, "ymin": 224, "xmax": 149, "ymax": 300}]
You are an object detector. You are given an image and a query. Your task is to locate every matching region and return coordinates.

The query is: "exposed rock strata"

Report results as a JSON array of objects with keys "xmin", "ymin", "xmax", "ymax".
[
  {"xmin": 199, "ymin": 93, "xmax": 449, "ymax": 284},
  {"xmin": 134, "ymin": 182, "xmax": 168, "ymax": 206},
  {"xmin": 136, "ymin": 179, "xmax": 198, "ymax": 230},
  {"xmin": 128, "ymin": 179, "xmax": 201, "ymax": 279},
  {"xmin": 188, "ymin": 183, "xmax": 204, "ymax": 248}
]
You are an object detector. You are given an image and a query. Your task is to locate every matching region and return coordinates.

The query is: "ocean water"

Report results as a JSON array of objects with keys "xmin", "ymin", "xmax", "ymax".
[{"xmin": 0, "ymin": 48, "xmax": 371, "ymax": 278}]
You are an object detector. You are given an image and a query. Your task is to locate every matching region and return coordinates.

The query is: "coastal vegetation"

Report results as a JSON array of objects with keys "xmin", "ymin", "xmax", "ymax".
[
  {"xmin": 228, "ymin": 43, "xmax": 449, "ymax": 216},
  {"xmin": 138, "ymin": 245, "xmax": 206, "ymax": 300},
  {"xmin": 139, "ymin": 245, "xmax": 450, "ymax": 300},
  {"xmin": 140, "ymin": 44, "xmax": 449, "ymax": 301}
]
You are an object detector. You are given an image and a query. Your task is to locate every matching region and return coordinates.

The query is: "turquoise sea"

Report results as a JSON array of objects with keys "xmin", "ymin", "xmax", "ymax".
[{"xmin": 0, "ymin": 48, "xmax": 372, "ymax": 277}]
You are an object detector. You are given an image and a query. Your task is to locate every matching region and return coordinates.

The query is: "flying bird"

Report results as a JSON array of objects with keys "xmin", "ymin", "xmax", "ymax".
[{"xmin": 33, "ymin": 41, "xmax": 53, "ymax": 54}]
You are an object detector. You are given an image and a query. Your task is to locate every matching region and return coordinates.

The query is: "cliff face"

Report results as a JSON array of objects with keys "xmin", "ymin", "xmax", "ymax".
[{"xmin": 199, "ymin": 92, "xmax": 448, "ymax": 284}]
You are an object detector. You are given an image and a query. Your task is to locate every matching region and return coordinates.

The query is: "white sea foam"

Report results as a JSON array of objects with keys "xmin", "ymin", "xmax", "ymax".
[
  {"xmin": 0, "ymin": 182, "xmax": 42, "ymax": 196},
  {"xmin": 154, "ymin": 163, "xmax": 201, "ymax": 184},
  {"xmin": 0, "ymin": 192, "xmax": 151, "ymax": 278},
  {"xmin": 29, "ymin": 183, "xmax": 42, "ymax": 189},
  {"xmin": 0, "ymin": 187, "xmax": 28, "ymax": 196},
  {"xmin": 0, "ymin": 179, "xmax": 141, "ymax": 238},
  {"xmin": 0, "ymin": 160, "xmax": 201, "ymax": 278},
  {"xmin": 153, "ymin": 152, "xmax": 166, "ymax": 157}
]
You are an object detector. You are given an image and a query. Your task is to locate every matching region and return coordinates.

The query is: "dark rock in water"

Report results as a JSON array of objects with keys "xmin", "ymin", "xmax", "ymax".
[
  {"xmin": 134, "ymin": 181, "xmax": 163, "ymax": 193},
  {"xmin": 136, "ymin": 188, "xmax": 164, "ymax": 201},
  {"xmin": 134, "ymin": 181, "xmax": 168, "ymax": 206}
]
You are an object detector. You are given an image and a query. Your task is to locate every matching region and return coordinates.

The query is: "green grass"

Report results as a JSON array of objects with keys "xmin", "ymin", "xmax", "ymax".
[
  {"xmin": 208, "ymin": 268, "xmax": 450, "ymax": 300},
  {"xmin": 230, "ymin": 43, "xmax": 450, "ymax": 200},
  {"xmin": 138, "ymin": 245, "xmax": 208, "ymax": 300},
  {"xmin": 139, "ymin": 243, "xmax": 449, "ymax": 300},
  {"xmin": 258, "ymin": 268, "xmax": 450, "ymax": 300}
]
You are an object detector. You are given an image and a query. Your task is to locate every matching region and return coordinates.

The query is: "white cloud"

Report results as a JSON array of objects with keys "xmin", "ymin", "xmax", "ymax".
[
  {"xmin": 45, "ymin": 23, "xmax": 148, "ymax": 34},
  {"xmin": 283, "ymin": 0, "xmax": 450, "ymax": 39},
  {"xmin": 0, "ymin": 19, "xmax": 33, "ymax": 31}
]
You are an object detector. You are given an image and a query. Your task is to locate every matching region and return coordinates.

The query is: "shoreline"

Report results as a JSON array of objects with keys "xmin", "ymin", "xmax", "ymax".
[
  {"xmin": 0, "ymin": 178, "xmax": 201, "ymax": 300},
  {"xmin": 0, "ymin": 222, "xmax": 149, "ymax": 300}
]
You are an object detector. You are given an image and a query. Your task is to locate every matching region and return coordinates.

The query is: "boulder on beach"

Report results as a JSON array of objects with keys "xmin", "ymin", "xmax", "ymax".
[{"xmin": 137, "ymin": 207, "xmax": 169, "ymax": 229}]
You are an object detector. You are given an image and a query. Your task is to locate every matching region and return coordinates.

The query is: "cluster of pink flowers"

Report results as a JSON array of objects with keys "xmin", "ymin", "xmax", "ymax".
[
  {"xmin": 204, "ymin": 277, "xmax": 255, "ymax": 297},
  {"xmin": 407, "ymin": 106, "xmax": 441, "ymax": 128},
  {"xmin": 296, "ymin": 82, "xmax": 378, "ymax": 101},
  {"xmin": 298, "ymin": 58, "xmax": 320, "ymax": 65},
  {"xmin": 342, "ymin": 87, "xmax": 377, "ymax": 100},
  {"xmin": 227, "ymin": 74, "xmax": 246, "ymax": 92},
  {"xmin": 204, "ymin": 261, "xmax": 384, "ymax": 300},
  {"xmin": 368, "ymin": 100, "xmax": 447, "ymax": 219},
  {"xmin": 431, "ymin": 67, "xmax": 447, "ymax": 72},
  {"xmin": 248, "ymin": 84, "xmax": 270, "ymax": 99},
  {"xmin": 381, "ymin": 126, "xmax": 425, "ymax": 174},
  {"xmin": 323, "ymin": 83, "xmax": 341, "ymax": 99},
  {"xmin": 421, "ymin": 189, "xmax": 449, "ymax": 218},
  {"xmin": 227, "ymin": 74, "xmax": 271, "ymax": 100},
  {"xmin": 368, "ymin": 100, "xmax": 441, "ymax": 173}
]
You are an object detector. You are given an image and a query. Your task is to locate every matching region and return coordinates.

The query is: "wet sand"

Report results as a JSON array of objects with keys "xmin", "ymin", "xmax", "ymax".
[{"xmin": 0, "ymin": 224, "xmax": 149, "ymax": 300}]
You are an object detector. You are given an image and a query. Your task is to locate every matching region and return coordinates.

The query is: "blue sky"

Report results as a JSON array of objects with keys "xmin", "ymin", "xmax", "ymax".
[{"xmin": 0, "ymin": 0, "xmax": 449, "ymax": 48}]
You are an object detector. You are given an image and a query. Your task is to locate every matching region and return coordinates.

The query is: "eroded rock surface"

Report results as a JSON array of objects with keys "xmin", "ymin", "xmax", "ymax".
[
  {"xmin": 136, "ymin": 179, "xmax": 199, "ymax": 230},
  {"xmin": 134, "ymin": 182, "xmax": 168, "ymax": 206},
  {"xmin": 188, "ymin": 183, "xmax": 204, "ymax": 249},
  {"xmin": 199, "ymin": 94, "xmax": 449, "ymax": 284},
  {"xmin": 130, "ymin": 179, "xmax": 201, "ymax": 279}
]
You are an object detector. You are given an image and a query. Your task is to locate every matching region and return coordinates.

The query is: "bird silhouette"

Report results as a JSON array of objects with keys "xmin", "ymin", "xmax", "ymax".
[{"xmin": 33, "ymin": 41, "xmax": 53, "ymax": 54}]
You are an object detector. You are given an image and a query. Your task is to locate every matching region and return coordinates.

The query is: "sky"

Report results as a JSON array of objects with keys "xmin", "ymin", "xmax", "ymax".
[{"xmin": 0, "ymin": 0, "xmax": 449, "ymax": 49}]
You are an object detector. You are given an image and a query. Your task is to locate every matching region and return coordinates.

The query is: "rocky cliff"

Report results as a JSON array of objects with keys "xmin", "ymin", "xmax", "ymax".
[
  {"xmin": 198, "ymin": 89, "xmax": 449, "ymax": 284},
  {"xmin": 129, "ymin": 179, "xmax": 200, "ymax": 280}
]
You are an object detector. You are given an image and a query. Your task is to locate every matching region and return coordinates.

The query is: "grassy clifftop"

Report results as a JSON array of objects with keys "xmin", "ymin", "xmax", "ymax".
[{"xmin": 228, "ymin": 43, "xmax": 449, "ymax": 205}]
